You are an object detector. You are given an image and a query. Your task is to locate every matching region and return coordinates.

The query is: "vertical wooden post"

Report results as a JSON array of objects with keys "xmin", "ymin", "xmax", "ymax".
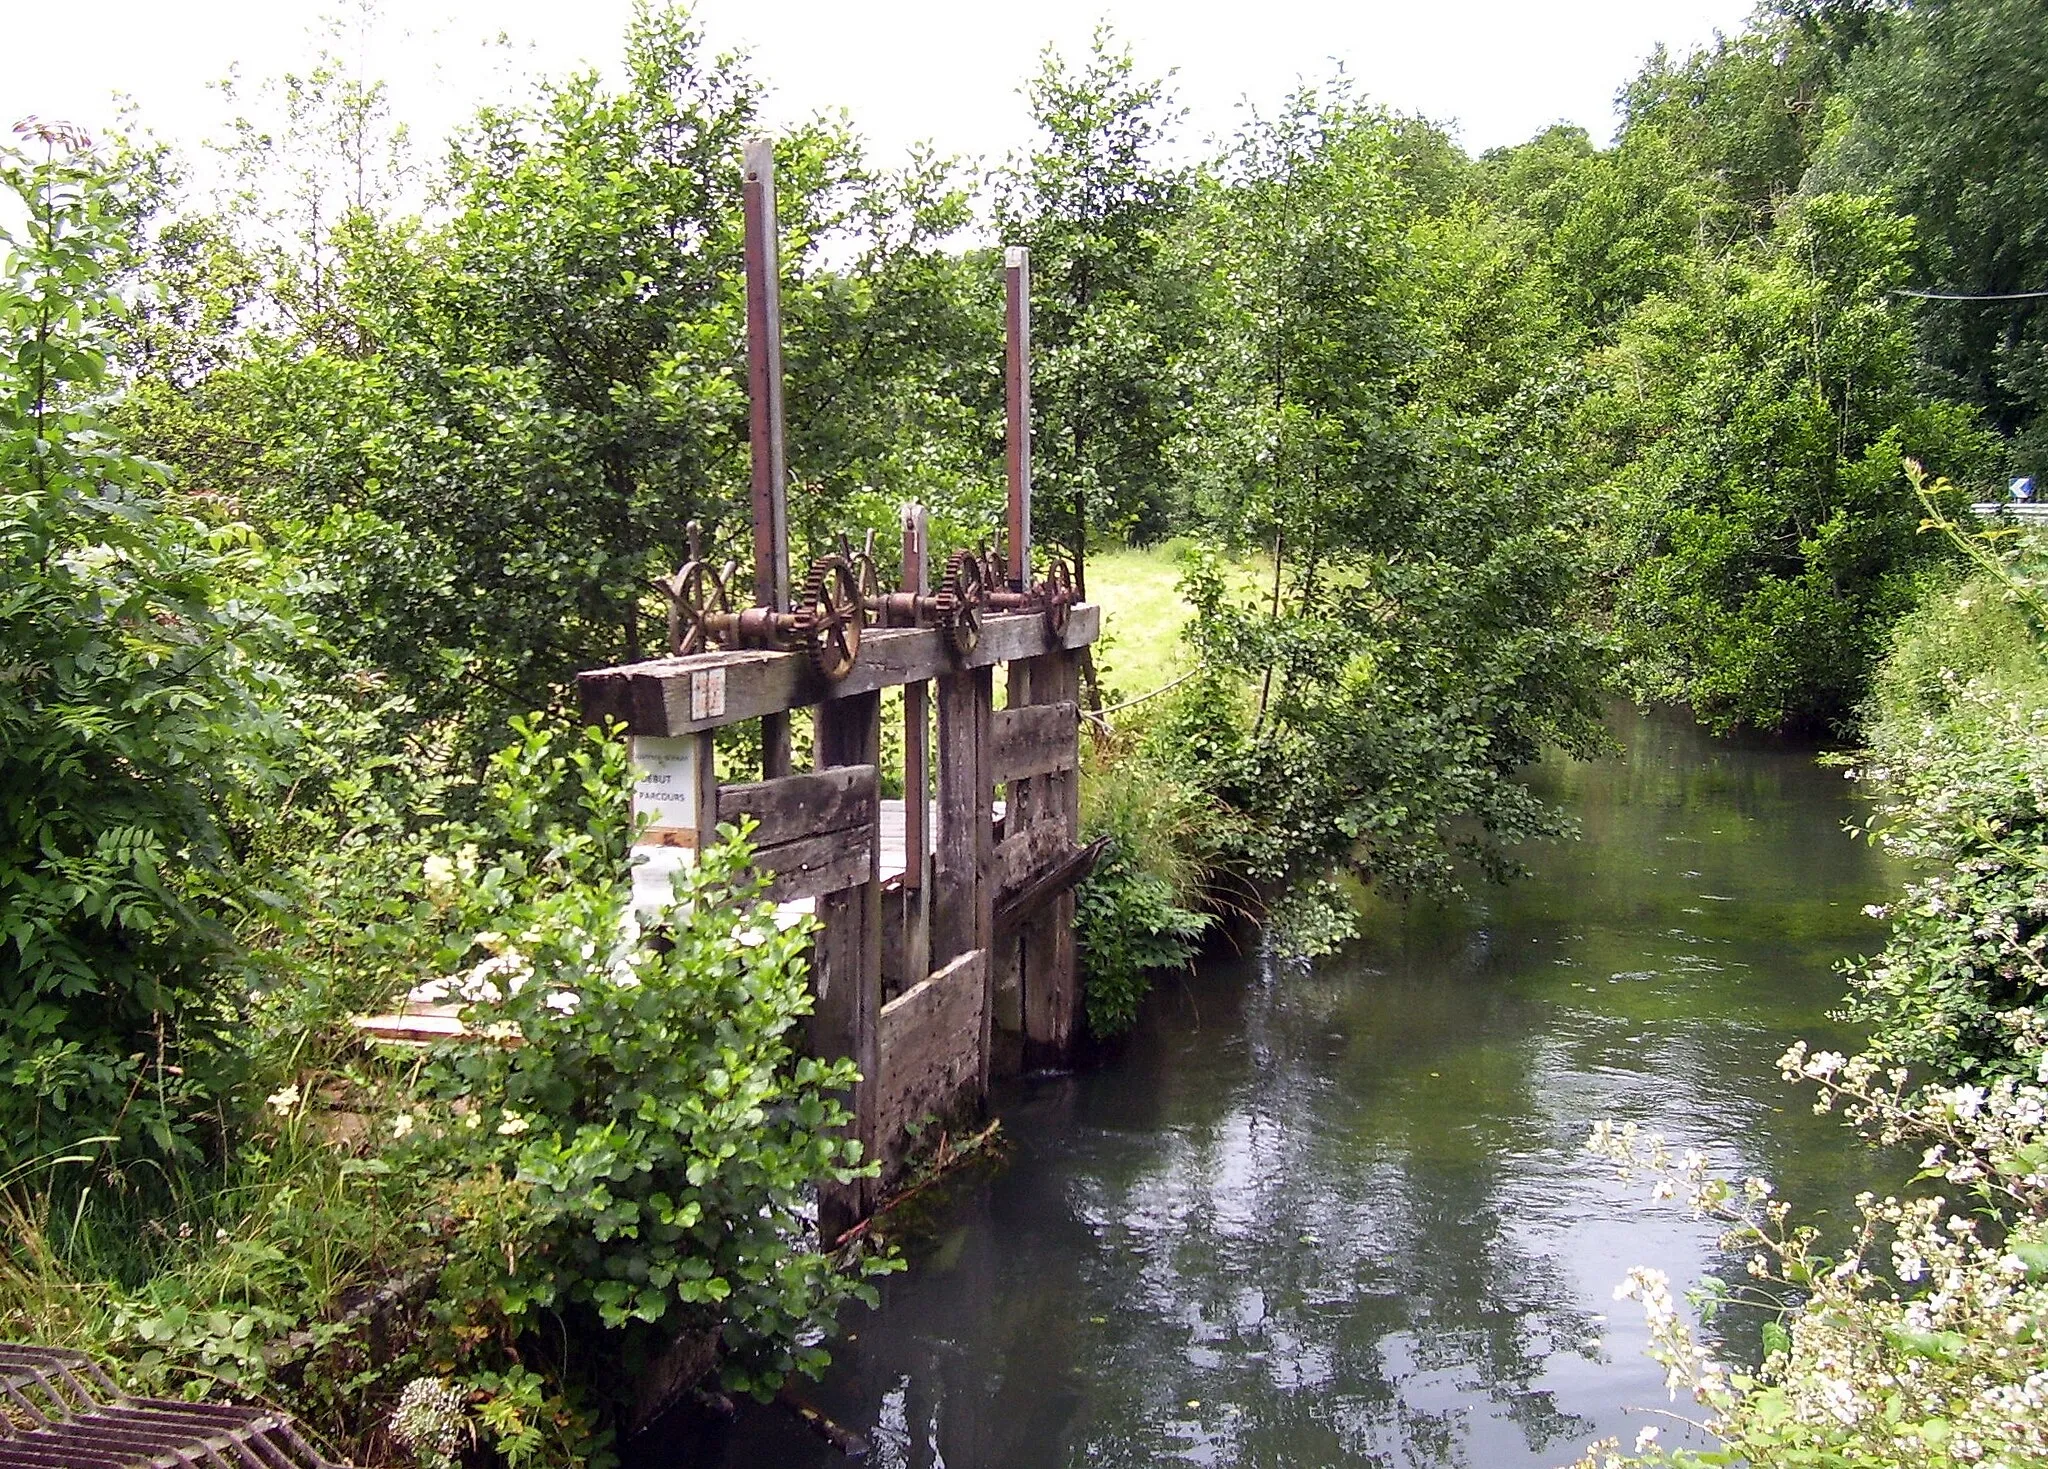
[
  {"xmin": 901, "ymin": 505, "xmax": 931, "ymax": 989},
  {"xmin": 1004, "ymin": 246, "xmax": 1031, "ymax": 591},
  {"xmin": 812, "ymin": 690, "xmax": 881, "ymax": 1240},
  {"xmin": 934, "ymin": 665, "xmax": 993, "ymax": 1091},
  {"xmin": 1019, "ymin": 651, "xmax": 1081, "ymax": 1065},
  {"xmin": 743, "ymin": 137, "xmax": 793, "ymax": 778}
]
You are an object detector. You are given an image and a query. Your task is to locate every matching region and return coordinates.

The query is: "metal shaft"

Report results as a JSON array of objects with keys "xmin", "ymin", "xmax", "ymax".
[{"xmin": 1005, "ymin": 245, "xmax": 1032, "ymax": 591}]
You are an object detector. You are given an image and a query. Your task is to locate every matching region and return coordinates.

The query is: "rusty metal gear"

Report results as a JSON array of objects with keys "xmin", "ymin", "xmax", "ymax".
[
  {"xmin": 653, "ymin": 521, "xmax": 730, "ymax": 655},
  {"xmin": 800, "ymin": 554, "xmax": 865, "ymax": 680},
  {"xmin": 1038, "ymin": 554, "xmax": 1075, "ymax": 636}
]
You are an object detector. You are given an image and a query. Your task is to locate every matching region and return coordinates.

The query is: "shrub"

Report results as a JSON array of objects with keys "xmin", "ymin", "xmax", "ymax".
[
  {"xmin": 1074, "ymin": 728, "xmax": 1215, "ymax": 1037},
  {"xmin": 0, "ymin": 127, "xmax": 304, "ymax": 1159}
]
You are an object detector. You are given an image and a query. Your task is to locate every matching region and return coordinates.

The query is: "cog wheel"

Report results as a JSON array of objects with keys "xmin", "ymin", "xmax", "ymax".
[{"xmin": 801, "ymin": 554, "xmax": 865, "ymax": 681}]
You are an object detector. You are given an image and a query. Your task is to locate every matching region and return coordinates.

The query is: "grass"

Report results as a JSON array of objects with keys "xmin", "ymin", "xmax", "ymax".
[
  {"xmin": 1084, "ymin": 540, "xmax": 1270, "ymax": 709},
  {"xmin": 1084, "ymin": 543, "xmax": 1198, "ymax": 704}
]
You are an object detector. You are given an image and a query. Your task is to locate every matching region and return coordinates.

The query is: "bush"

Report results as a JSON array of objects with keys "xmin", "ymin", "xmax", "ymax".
[
  {"xmin": 1847, "ymin": 493, "xmax": 2048, "ymax": 1082},
  {"xmin": 0, "ymin": 128, "xmax": 305, "ymax": 1159},
  {"xmin": 1075, "ymin": 731, "xmax": 1214, "ymax": 1037},
  {"xmin": 2, "ymin": 719, "xmax": 896, "ymax": 1466}
]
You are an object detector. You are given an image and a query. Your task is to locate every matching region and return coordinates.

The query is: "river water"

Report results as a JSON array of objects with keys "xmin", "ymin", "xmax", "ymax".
[{"xmin": 718, "ymin": 706, "xmax": 1901, "ymax": 1468}]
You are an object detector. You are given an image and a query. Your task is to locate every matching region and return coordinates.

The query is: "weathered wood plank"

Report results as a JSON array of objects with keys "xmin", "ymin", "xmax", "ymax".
[
  {"xmin": 716, "ymin": 764, "xmax": 876, "ymax": 849},
  {"xmin": 875, "ymin": 948, "xmax": 985, "ymax": 1181},
  {"xmin": 932, "ymin": 667, "xmax": 992, "ymax": 971},
  {"xmin": 933, "ymin": 665, "xmax": 994, "ymax": 1093},
  {"xmin": 991, "ymin": 700, "xmax": 1078, "ymax": 784},
  {"xmin": 996, "ymin": 836, "xmax": 1106, "ymax": 937},
  {"xmin": 578, "ymin": 605, "xmax": 1101, "ymax": 737},
  {"xmin": 1018, "ymin": 651, "xmax": 1082, "ymax": 1067},
  {"xmin": 753, "ymin": 829, "xmax": 876, "ymax": 905},
  {"xmin": 994, "ymin": 818, "xmax": 1071, "ymax": 903}
]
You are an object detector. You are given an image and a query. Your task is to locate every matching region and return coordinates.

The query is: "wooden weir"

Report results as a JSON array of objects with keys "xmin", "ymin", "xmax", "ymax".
[
  {"xmin": 578, "ymin": 165, "xmax": 1101, "ymax": 1240},
  {"xmin": 578, "ymin": 567, "xmax": 1099, "ymax": 1237}
]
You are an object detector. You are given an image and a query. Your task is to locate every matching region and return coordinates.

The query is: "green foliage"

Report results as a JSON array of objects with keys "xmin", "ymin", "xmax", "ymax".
[
  {"xmin": 0, "ymin": 129, "xmax": 309, "ymax": 1158},
  {"xmin": 402, "ymin": 718, "xmax": 894, "ymax": 1397},
  {"xmin": 995, "ymin": 31, "xmax": 1194, "ymax": 573},
  {"xmin": 1074, "ymin": 734, "xmax": 1212, "ymax": 1037},
  {"xmin": 1595, "ymin": 194, "xmax": 1997, "ymax": 733},
  {"xmin": 1825, "ymin": 0, "xmax": 2048, "ymax": 468},
  {"xmin": 3, "ymin": 718, "xmax": 895, "ymax": 1465},
  {"xmin": 1160, "ymin": 89, "xmax": 1610, "ymax": 917},
  {"xmin": 1848, "ymin": 494, "xmax": 2048, "ymax": 1081}
]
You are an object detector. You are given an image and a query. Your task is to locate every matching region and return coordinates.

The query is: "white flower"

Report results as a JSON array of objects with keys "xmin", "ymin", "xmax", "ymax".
[
  {"xmin": 422, "ymin": 853, "xmax": 457, "ymax": 895},
  {"xmin": 390, "ymin": 1113, "xmax": 415, "ymax": 1139},
  {"xmin": 266, "ymin": 1084, "xmax": 301, "ymax": 1115},
  {"xmin": 496, "ymin": 1112, "xmax": 530, "ymax": 1137},
  {"xmin": 543, "ymin": 989, "xmax": 581, "ymax": 1015},
  {"xmin": 1633, "ymin": 1425, "xmax": 1660, "ymax": 1453}
]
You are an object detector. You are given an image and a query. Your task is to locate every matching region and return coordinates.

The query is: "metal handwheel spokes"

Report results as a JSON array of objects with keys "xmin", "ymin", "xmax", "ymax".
[
  {"xmin": 655, "ymin": 521, "xmax": 731, "ymax": 656},
  {"xmin": 944, "ymin": 548, "xmax": 984, "ymax": 654},
  {"xmin": 1038, "ymin": 554, "xmax": 1075, "ymax": 636}
]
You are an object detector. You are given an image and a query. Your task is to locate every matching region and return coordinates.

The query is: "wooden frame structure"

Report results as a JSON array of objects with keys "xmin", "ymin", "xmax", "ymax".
[
  {"xmin": 577, "ymin": 174, "xmax": 1100, "ymax": 1239},
  {"xmin": 578, "ymin": 590, "xmax": 1098, "ymax": 1238}
]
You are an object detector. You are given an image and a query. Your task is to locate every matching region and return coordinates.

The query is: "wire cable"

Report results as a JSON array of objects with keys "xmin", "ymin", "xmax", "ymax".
[{"xmin": 1892, "ymin": 286, "xmax": 2048, "ymax": 302}]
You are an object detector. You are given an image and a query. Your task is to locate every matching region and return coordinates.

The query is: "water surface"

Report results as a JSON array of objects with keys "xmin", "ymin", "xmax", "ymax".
[{"xmin": 720, "ymin": 707, "xmax": 1900, "ymax": 1468}]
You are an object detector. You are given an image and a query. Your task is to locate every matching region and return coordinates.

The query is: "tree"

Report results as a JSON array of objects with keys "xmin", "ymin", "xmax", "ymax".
[
  {"xmin": 1595, "ymin": 192, "xmax": 1996, "ymax": 732},
  {"xmin": 1826, "ymin": 0, "xmax": 2048, "ymax": 469},
  {"xmin": 1164, "ymin": 88, "xmax": 1608, "ymax": 938},
  {"xmin": 995, "ymin": 30, "xmax": 1193, "ymax": 592}
]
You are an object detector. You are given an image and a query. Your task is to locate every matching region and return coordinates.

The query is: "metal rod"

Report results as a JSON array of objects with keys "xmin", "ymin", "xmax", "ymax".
[
  {"xmin": 744, "ymin": 137, "xmax": 793, "ymax": 777},
  {"xmin": 743, "ymin": 138, "xmax": 791, "ymax": 613},
  {"xmin": 902, "ymin": 505, "xmax": 929, "ymax": 892},
  {"xmin": 1004, "ymin": 245, "xmax": 1031, "ymax": 591}
]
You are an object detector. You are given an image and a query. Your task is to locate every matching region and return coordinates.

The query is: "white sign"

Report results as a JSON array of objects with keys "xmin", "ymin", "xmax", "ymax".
[{"xmin": 631, "ymin": 735, "xmax": 700, "ymax": 844}]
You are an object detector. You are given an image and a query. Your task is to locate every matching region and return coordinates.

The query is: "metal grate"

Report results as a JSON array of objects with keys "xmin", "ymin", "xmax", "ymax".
[{"xmin": 0, "ymin": 1343, "xmax": 348, "ymax": 1468}]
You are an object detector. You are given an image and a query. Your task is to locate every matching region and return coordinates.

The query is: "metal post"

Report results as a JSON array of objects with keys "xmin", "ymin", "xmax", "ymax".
[
  {"xmin": 1005, "ymin": 245, "xmax": 1032, "ymax": 591},
  {"xmin": 744, "ymin": 137, "xmax": 793, "ymax": 776}
]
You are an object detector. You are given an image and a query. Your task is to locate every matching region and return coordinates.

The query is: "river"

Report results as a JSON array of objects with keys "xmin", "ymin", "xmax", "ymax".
[{"xmin": 715, "ymin": 705, "xmax": 1901, "ymax": 1468}]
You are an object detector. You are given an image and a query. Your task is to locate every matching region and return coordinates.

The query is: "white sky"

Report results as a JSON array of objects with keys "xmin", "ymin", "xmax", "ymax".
[{"xmin": 3, "ymin": 0, "xmax": 1756, "ymax": 179}]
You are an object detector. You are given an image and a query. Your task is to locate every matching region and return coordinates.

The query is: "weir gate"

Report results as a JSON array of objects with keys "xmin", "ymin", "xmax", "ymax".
[{"xmin": 577, "ymin": 142, "xmax": 1101, "ymax": 1241}]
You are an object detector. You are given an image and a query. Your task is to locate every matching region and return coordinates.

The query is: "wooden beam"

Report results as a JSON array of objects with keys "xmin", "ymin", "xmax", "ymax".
[
  {"xmin": 579, "ymin": 605, "xmax": 1101, "ymax": 738},
  {"xmin": 752, "ymin": 827, "xmax": 877, "ymax": 905},
  {"xmin": 933, "ymin": 665, "xmax": 993, "ymax": 1093},
  {"xmin": 993, "ymin": 819, "xmax": 1072, "ymax": 903},
  {"xmin": 991, "ymin": 700, "xmax": 1078, "ymax": 784},
  {"xmin": 1018, "ymin": 651, "xmax": 1082, "ymax": 1065},
  {"xmin": 996, "ymin": 837, "xmax": 1106, "ymax": 937},
  {"xmin": 718, "ymin": 764, "xmax": 876, "ymax": 849}
]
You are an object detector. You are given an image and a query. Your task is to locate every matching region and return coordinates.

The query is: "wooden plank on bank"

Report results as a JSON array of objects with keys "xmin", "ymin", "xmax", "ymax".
[
  {"xmin": 991, "ymin": 700, "xmax": 1078, "ymax": 784},
  {"xmin": 578, "ymin": 606, "xmax": 1101, "ymax": 738},
  {"xmin": 718, "ymin": 764, "xmax": 877, "ymax": 848}
]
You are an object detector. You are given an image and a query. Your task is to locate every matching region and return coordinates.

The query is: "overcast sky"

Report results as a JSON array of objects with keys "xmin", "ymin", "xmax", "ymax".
[{"xmin": 4, "ymin": 0, "xmax": 1757, "ymax": 178}]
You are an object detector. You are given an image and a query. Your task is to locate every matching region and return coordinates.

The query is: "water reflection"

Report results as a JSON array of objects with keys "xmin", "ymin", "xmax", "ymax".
[{"xmin": 712, "ymin": 708, "xmax": 1899, "ymax": 1468}]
